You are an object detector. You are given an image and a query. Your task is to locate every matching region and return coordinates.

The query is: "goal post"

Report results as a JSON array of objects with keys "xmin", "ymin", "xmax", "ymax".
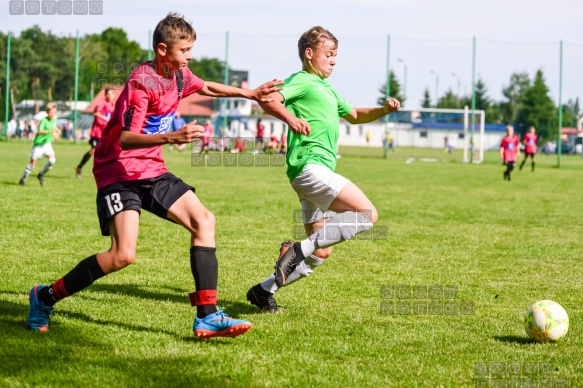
[{"xmin": 374, "ymin": 106, "xmax": 486, "ymax": 163}]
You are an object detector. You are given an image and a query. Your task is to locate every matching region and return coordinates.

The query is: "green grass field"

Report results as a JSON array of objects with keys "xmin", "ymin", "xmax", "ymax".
[{"xmin": 1, "ymin": 140, "xmax": 583, "ymax": 387}]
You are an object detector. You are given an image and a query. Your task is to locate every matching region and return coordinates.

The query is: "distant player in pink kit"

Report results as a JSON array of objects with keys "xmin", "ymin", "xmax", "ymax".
[
  {"xmin": 520, "ymin": 126, "xmax": 538, "ymax": 172},
  {"xmin": 75, "ymin": 86, "xmax": 115, "ymax": 179},
  {"xmin": 199, "ymin": 119, "xmax": 213, "ymax": 155},
  {"xmin": 500, "ymin": 125, "xmax": 521, "ymax": 181},
  {"xmin": 26, "ymin": 13, "xmax": 282, "ymax": 338}
]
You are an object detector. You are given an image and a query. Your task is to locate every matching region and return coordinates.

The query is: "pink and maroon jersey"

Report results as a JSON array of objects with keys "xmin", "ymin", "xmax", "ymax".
[
  {"xmin": 501, "ymin": 135, "xmax": 520, "ymax": 162},
  {"xmin": 93, "ymin": 62, "xmax": 204, "ymax": 190},
  {"xmin": 524, "ymin": 133, "xmax": 538, "ymax": 154},
  {"xmin": 90, "ymin": 99, "xmax": 115, "ymax": 139}
]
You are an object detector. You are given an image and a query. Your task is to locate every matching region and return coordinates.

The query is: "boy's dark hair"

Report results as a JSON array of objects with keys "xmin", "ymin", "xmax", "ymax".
[
  {"xmin": 153, "ymin": 12, "xmax": 196, "ymax": 50},
  {"xmin": 297, "ymin": 26, "xmax": 338, "ymax": 62},
  {"xmin": 103, "ymin": 85, "xmax": 113, "ymax": 95}
]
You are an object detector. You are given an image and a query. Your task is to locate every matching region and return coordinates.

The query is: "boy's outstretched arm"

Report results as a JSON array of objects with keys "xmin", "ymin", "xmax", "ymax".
[
  {"xmin": 258, "ymin": 92, "xmax": 311, "ymax": 135},
  {"xmin": 120, "ymin": 121, "xmax": 205, "ymax": 150},
  {"xmin": 343, "ymin": 97, "xmax": 400, "ymax": 125},
  {"xmin": 197, "ymin": 79, "xmax": 283, "ymax": 102}
]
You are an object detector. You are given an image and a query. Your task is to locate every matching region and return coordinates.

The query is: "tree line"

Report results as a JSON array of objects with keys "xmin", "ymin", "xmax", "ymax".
[{"xmin": 379, "ymin": 70, "xmax": 580, "ymax": 140}]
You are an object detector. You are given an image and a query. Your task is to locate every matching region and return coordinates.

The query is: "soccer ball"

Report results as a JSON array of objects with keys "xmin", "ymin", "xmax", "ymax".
[{"xmin": 524, "ymin": 300, "xmax": 569, "ymax": 342}]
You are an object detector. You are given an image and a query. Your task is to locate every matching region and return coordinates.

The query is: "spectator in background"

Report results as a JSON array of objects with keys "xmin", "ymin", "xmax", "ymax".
[
  {"xmin": 168, "ymin": 111, "xmax": 187, "ymax": 152},
  {"xmin": 17, "ymin": 119, "xmax": 26, "ymax": 139},
  {"xmin": 7, "ymin": 117, "xmax": 17, "ymax": 139},
  {"xmin": 365, "ymin": 129, "xmax": 371, "ymax": 145}
]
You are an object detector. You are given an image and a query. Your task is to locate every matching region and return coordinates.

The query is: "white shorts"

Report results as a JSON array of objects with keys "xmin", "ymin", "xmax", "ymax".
[
  {"xmin": 30, "ymin": 143, "xmax": 55, "ymax": 160},
  {"xmin": 290, "ymin": 164, "xmax": 350, "ymax": 224}
]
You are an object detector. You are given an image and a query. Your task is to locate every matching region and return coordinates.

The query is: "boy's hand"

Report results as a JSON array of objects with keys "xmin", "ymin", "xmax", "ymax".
[
  {"xmin": 383, "ymin": 98, "xmax": 401, "ymax": 114},
  {"xmin": 251, "ymin": 79, "xmax": 284, "ymax": 103},
  {"xmin": 288, "ymin": 117, "xmax": 311, "ymax": 136},
  {"xmin": 173, "ymin": 121, "xmax": 205, "ymax": 144}
]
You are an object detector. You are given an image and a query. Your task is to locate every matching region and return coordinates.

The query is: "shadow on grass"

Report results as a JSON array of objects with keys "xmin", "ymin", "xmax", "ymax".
[
  {"xmin": 493, "ymin": 335, "xmax": 534, "ymax": 344},
  {"xmin": 88, "ymin": 283, "xmax": 188, "ymax": 304}
]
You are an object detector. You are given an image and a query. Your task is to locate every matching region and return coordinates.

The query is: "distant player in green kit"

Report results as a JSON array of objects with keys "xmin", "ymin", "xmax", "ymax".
[
  {"xmin": 19, "ymin": 102, "xmax": 59, "ymax": 186},
  {"xmin": 246, "ymin": 26, "xmax": 401, "ymax": 312}
]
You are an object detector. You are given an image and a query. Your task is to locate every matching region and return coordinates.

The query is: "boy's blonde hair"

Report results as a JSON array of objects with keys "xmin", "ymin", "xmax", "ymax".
[
  {"xmin": 46, "ymin": 102, "xmax": 57, "ymax": 112},
  {"xmin": 297, "ymin": 26, "xmax": 338, "ymax": 62},
  {"xmin": 153, "ymin": 12, "xmax": 196, "ymax": 50}
]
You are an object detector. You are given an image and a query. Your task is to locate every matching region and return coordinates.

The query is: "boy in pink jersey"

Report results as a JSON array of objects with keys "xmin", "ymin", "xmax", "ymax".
[
  {"xmin": 75, "ymin": 86, "xmax": 115, "ymax": 179},
  {"xmin": 520, "ymin": 126, "xmax": 538, "ymax": 172},
  {"xmin": 500, "ymin": 125, "xmax": 521, "ymax": 181},
  {"xmin": 27, "ymin": 13, "xmax": 282, "ymax": 338}
]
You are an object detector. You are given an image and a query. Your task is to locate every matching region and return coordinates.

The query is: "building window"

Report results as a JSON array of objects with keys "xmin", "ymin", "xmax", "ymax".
[
  {"xmin": 458, "ymin": 133, "xmax": 464, "ymax": 139},
  {"xmin": 420, "ymin": 131, "xmax": 428, "ymax": 138},
  {"xmin": 346, "ymin": 125, "xmax": 350, "ymax": 135},
  {"xmin": 359, "ymin": 126, "xmax": 363, "ymax": 136},
  {"xmin": 234, "ymin": 100, "xmax": 239, "ymax": 108}
]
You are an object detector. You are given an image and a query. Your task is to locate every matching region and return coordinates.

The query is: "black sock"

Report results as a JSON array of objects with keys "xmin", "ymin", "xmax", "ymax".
[
  {"xmin": 190, "ymin": 246, "xmax": 219, "ymax": 318},
  {"xmin": 532, "ymin": 162, "xmax": 535, "ymax": 171},
  {"xmin": 293, "ymin": 242, "xmax": 306, "ymax": 264},
  {"xmin": 78, "ymin": 152, "xmax": 92, "ymax": 169},
  {"xmin": 38, "ymin": 254, "xmax": 105, "ymax": 307}
]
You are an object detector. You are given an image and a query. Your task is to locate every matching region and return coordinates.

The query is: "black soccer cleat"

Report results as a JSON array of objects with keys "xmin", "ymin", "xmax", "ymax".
[
  {"xmin": 246, "ymin": 284, "xmax": 279, "ymax": 313},
  {"xmin": 274, "ymin": 240, "xmax": 304, "ymax": 288},
  {"xmin": 19, "ymin": 178, "xmax": 25, "ymax": 186},
  {"xmin": 75, "ymin": 166, "xmax": 82, "ymax": 180},
  {"xmin": 37, "ymin": 173, "xmax": 45, "ymax": 186}
]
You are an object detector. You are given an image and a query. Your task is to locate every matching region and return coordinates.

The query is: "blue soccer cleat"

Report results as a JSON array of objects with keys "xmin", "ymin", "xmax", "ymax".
[
  {"xmin": 193, "ymin": 309, "xmax": 251, "ymax": 338},
  {"xmin": 27, "ymin": 285, "xmax": 53, "ymax": 332}
]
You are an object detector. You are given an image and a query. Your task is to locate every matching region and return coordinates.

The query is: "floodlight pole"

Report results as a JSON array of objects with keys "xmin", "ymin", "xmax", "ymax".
[
  {"xmin": 3, "ymin": 32, "xmax": 10, "ymax": 140},
  {"xmin": 73, "ymin": 30, "xmax": 80, "ymax": 140},
  {"xmin": 557, "ymin": 40, "xmax": 563, "ymax": 168},
  {"xmin": 222, "ymin": 31, "xmax": 229, "ymax": 136},
  {"xmin": 148, "ymin": 30, "xmax": 152, "ymax": 61},
  {"xmin": 383, "ymin": 34, "xmax": 391, "ymax": 159},
  {"xmin": 469, "ymin": 36, "xmax": 477, "ymax": 164}
]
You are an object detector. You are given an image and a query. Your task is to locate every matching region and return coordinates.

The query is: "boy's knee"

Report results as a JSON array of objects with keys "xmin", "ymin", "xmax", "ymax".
[
  {"xmin": 196, "ymin": 209, "xmax": 215, "ymax": 230},
  {"xmin": 48, "ymin": 157, "xmax": 56, "ymax": 164},
  {"xmin": 314, "ymin": 247, "xmax": 332, "ymax": 259},
  {"xmin": 110, "ymin": 250, "xmax": 135, "ymax": 271}
]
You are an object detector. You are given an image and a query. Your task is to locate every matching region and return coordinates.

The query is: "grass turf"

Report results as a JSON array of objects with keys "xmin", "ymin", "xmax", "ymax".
[{"xmin": 1, "ymin": 140, "xmax": 582, "ymax": 387}]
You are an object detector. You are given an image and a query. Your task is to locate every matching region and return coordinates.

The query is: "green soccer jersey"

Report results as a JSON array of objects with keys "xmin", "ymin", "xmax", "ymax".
[
  {"xmin": 33, "ymin": 117, "xmax": 58, "ymax": 146},
  {"xmin": 279, "ymin": 71, "xmax": 352, "ymax": 182}
]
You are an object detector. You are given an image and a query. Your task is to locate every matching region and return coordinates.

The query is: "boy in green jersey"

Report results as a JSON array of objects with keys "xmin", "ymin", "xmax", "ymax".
[
  {"xmin": 19, "ymin": 102, "xmax": 59, "ymax": 186},
  {"xmin": 247, "ymin": 26, "xmax": 400, "ymax": 312}
]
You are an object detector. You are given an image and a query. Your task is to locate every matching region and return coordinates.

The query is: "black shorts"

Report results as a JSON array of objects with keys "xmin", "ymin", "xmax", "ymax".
[
  {"xmin": 96, "ymin": 172, "xmax": 195, "ymax": 236},
  {"xmin": 89, "ymin": 137, "xmax": 100, "ymax": 148},
  {"xmin": 505, "ymin": 161, "xmax": 515, "ymax": 168},
  {"xmin": 524, "ymin": 152, "xmax": 535, "ymax": 157}
]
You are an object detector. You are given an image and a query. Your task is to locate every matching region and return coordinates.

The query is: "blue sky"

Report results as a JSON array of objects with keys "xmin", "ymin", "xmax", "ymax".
[{"xmin": 2, "ymin": 0, "xmax": 583, "ymax": 108}]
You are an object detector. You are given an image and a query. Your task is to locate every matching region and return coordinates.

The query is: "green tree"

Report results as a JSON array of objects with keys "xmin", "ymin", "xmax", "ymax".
[
  {"xmin": 421, "ymin": 88, "xmax": 432, "ymax": 108},
  {"xmin": 188, "ymin": 58, "xmax": 223, "ymax": 83},
  {"xmin": 516, "ymin": 69, "xmax": 556, "ymax": 139},
  {"xmin": 378, "ymin": 70, "xmax": 406, "ymax": 106},
  {"xmin": 500, "ymin": 72, "xmax": 530, "ymax": 126},
  {"xmin": 437, "ymin": 89, "xmax": 462, "ymax": 109}
]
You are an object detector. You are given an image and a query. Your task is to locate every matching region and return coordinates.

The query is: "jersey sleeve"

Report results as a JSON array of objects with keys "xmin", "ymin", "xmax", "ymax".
[
  {"xmin": 279, "ymin": 72, "xmax": 311, "ymax": 103},
  {"xmin": 335, "ymin": 93, "xmax": 352, "ymax": 117},
  {"xmin": 182, "ymin": 67, "xmax": 205, "ymax": 98},
  {"xmin": 122, "ymin": 79, "xmax": 150, "ymax": 133},
  {"xmin": 38, "ymin": 118, "xmax": 49, "ymax": 131}
]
